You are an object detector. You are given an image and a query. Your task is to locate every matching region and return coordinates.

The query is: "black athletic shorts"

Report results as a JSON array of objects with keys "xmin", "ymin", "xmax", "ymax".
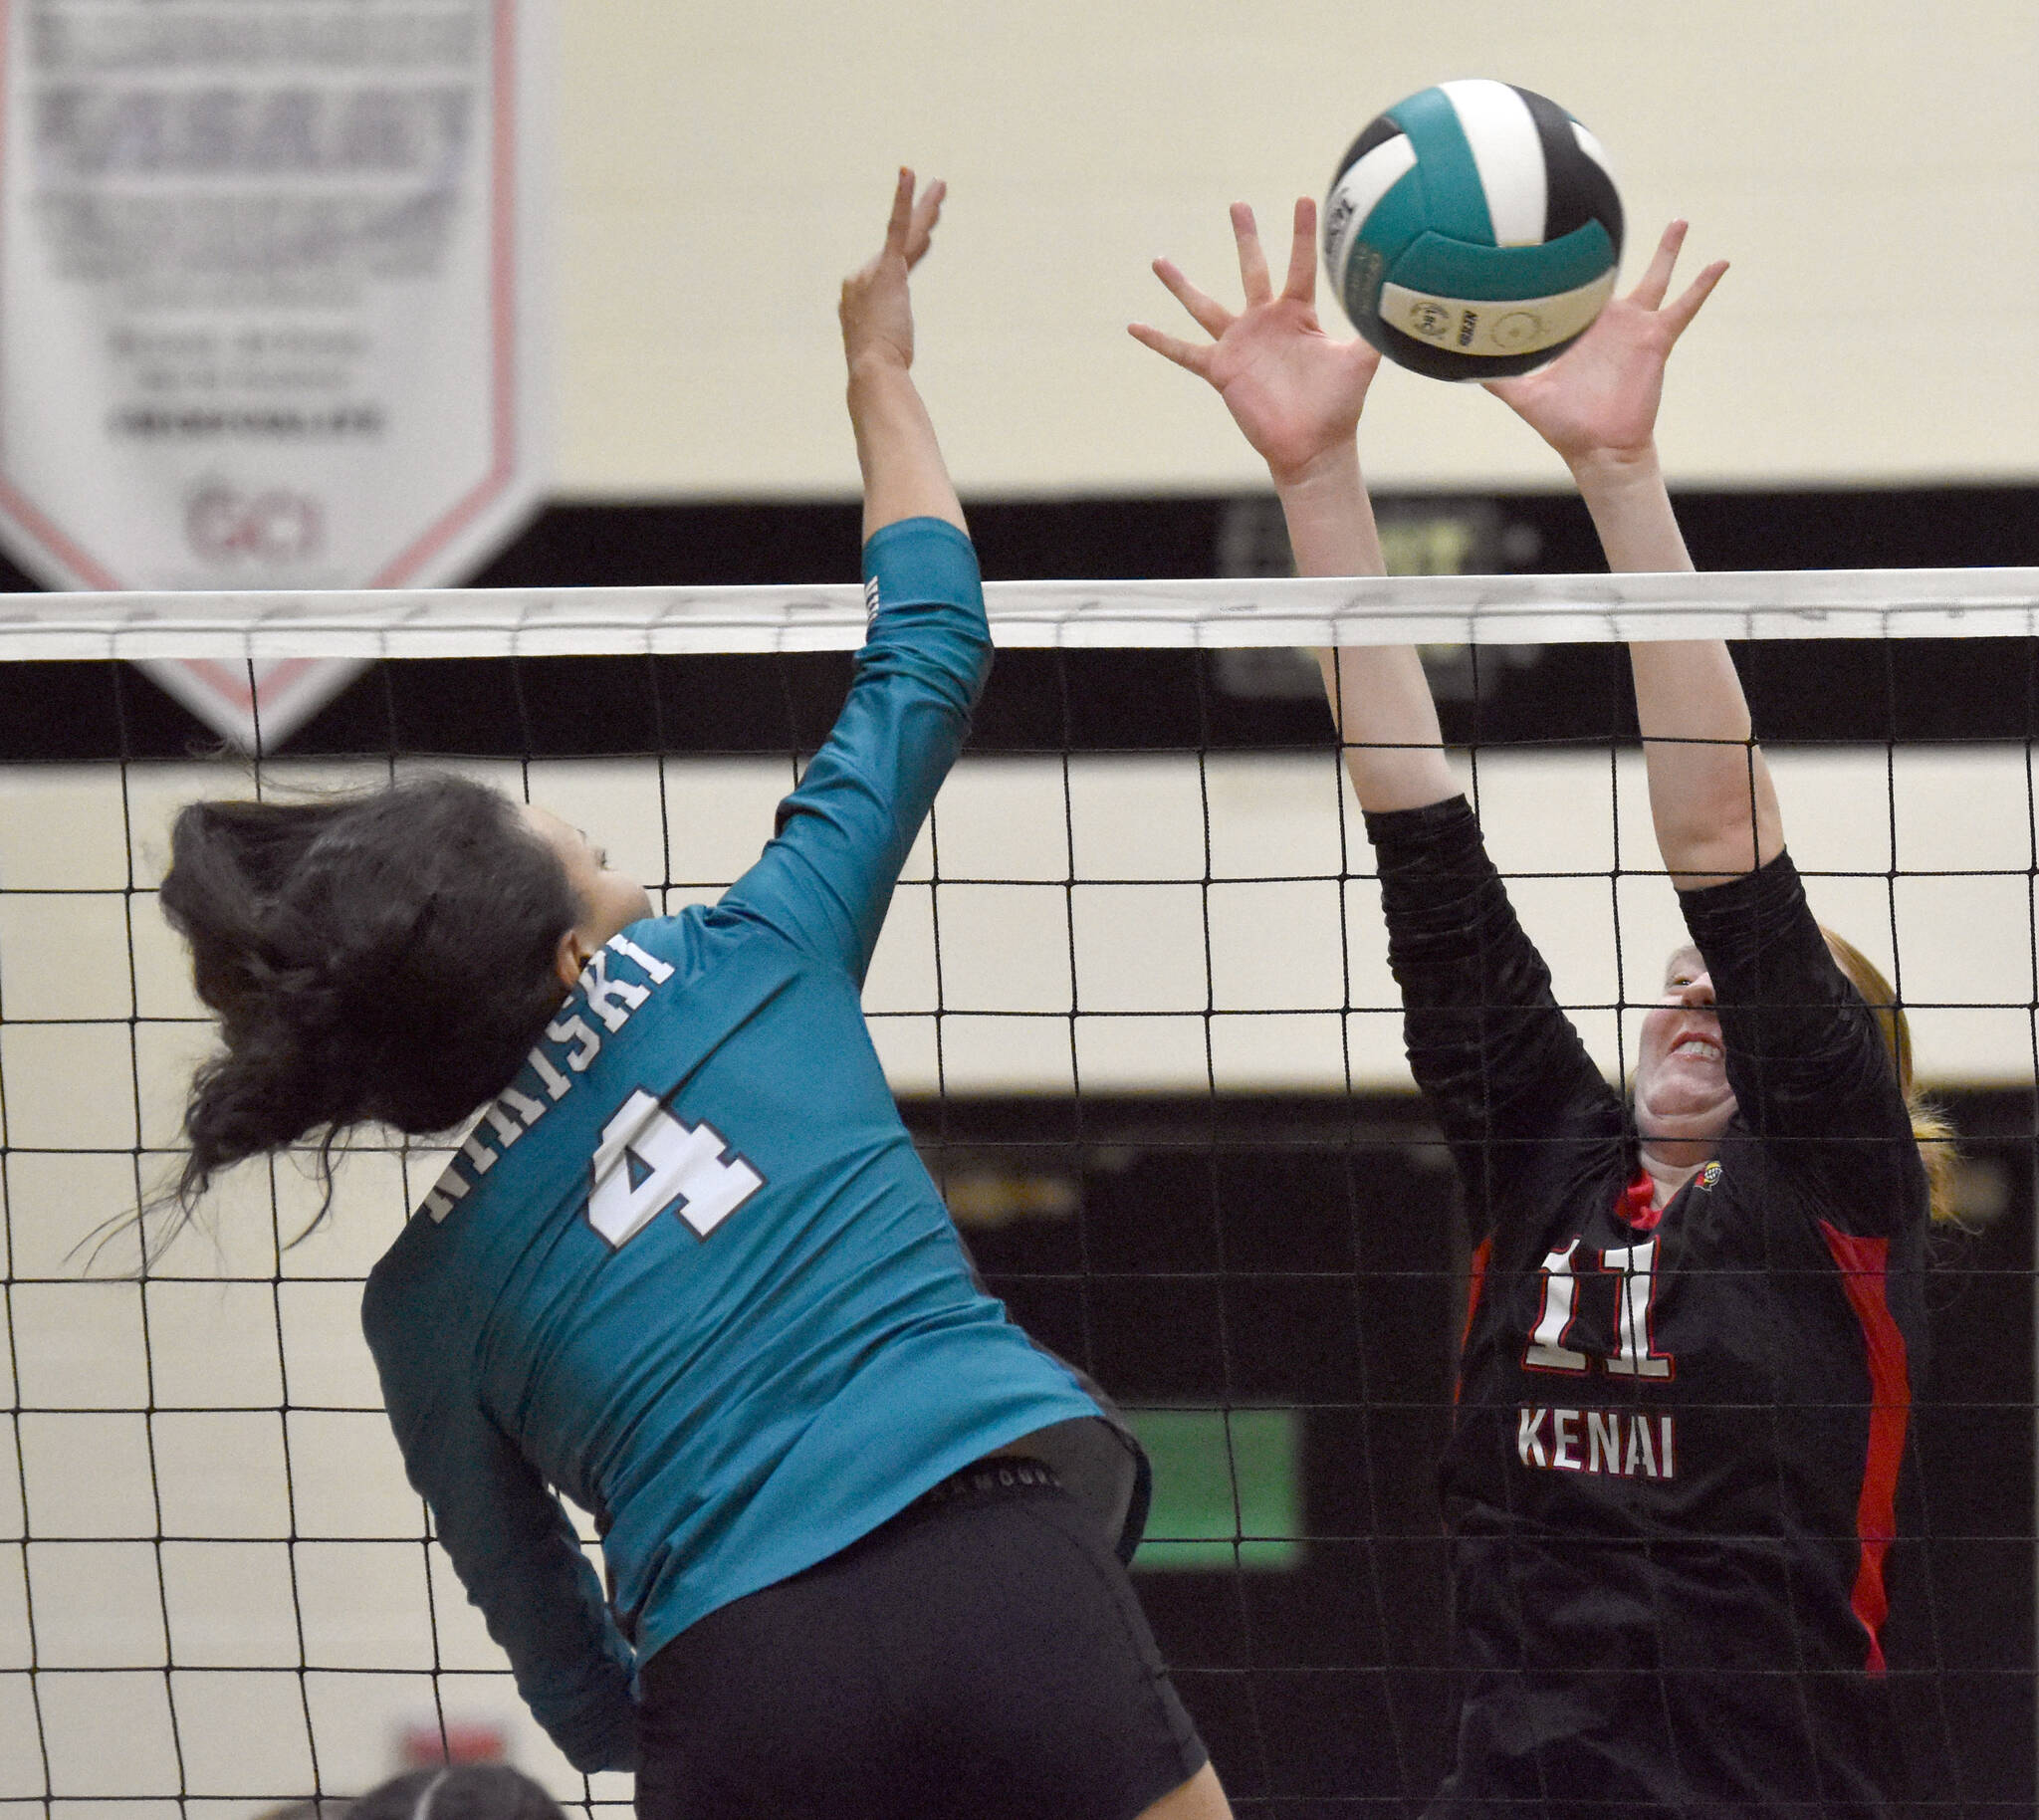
[{"xmin": 634, "ymin": 1459, "xmax": 1209, "ymax": 1820}]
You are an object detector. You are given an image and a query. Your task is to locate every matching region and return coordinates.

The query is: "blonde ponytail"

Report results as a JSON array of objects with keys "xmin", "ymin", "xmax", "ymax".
[{"xmin": 1819, "ymin": 927, "xmax": 1961, "ymax": 1226}]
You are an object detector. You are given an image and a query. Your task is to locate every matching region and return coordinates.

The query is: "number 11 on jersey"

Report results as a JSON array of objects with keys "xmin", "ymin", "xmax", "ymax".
[
  {"xmin": 1524, "ymin": 1237, "xmax": 1674, "ymax": 1378},
  {"xmin": 588, "ymin": 1088, "xmax": 765, "ymax": 1250}
]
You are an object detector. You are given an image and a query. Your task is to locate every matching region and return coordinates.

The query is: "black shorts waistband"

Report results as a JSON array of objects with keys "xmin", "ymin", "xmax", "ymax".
[{"xmin": 908, "ymin": 1456, "xmax": 1061, "ymax": 1516}]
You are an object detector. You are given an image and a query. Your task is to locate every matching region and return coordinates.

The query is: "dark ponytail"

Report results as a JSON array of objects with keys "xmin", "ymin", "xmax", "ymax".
[{"xmin": 158, "ymin": 775, "xmax": 580, "ymax": 1232}]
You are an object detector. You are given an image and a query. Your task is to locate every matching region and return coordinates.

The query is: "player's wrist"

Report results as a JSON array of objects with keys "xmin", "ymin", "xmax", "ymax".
[
  {"xmin": 1567, "ymin": 441, "xmax": 1664, "ymax": 497},
  {"xmin": 845, "ymin": 344, "xmax": 915, "ymax": 390},
  {"xmin": 1268, "ymin": 437, "xmax": 1362, "ymax": 498}
]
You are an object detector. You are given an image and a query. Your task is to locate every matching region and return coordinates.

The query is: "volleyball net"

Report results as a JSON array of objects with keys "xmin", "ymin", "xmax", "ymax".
[{"xmin": 2, "ymin": 570, "xmax": 2035, "ymax": 1816}]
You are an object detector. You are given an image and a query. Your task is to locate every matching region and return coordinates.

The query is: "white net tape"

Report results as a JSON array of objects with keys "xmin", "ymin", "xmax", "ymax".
[{"xmin": 7, "ymin": 566, "xmax": 2039, "ymax": 658}]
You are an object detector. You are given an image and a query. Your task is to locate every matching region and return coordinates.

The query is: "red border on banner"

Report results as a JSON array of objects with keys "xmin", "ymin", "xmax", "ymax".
[
  {"xmin": 0, "ymin": 0, "xmax": 524, "ymax": 592},
  {"xmin": 177, "ymin": 655, "xmax": 323, "ymax": 715},
  {"xmin": 371, "ymin": 0, "xmax": 520, "ymax": 585}
]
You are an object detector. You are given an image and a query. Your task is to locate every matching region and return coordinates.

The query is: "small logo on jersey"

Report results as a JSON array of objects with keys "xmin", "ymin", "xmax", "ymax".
[
  {"xmin": 1698, "ymin": 1161, "xmax": 1722, "ymax": 1192},
  {"xmin": 863, "ymin": 576, "xmax": 881, "ymax": 624}
]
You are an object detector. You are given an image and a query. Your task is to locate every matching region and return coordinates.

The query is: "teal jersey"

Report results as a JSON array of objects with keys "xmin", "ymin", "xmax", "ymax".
[{"xmin": 361, "ymin": 520, "xmax": 1108, "ymax": 1773}]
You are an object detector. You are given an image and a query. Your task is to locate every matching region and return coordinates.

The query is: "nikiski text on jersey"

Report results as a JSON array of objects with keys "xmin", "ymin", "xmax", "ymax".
[{"xmin": 421, "ymin": 932, "xmax": 675, "ymax": 1222}]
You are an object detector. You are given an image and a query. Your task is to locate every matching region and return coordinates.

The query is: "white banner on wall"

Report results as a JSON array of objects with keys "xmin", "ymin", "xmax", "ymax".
[{"xmin": 0, "ymin": 0, "xmax": 551, "ymax": 748}]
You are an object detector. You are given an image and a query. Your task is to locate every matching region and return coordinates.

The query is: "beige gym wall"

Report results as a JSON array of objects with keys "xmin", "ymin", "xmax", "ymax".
[{"xmin": 555, "ymin": 1, "xmax": 2039, "ymax": 500}]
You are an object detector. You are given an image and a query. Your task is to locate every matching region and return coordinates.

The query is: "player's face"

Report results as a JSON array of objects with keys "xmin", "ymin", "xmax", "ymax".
[
  {"xmin": 523, "ymin": 804, "xmax": 653, "ymax": 950},
  {"xmin": 1634, "ymin": 945, "xmax": 1737, "ymax": 1148}
]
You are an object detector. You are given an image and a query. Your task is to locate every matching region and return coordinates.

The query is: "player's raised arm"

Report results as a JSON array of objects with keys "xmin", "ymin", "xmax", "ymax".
[
  {"xmin": 1134, "ymin": 198, "xmax": 1458, "ymax": 814},
  {"xmin": 722, "ymin": 170, "xmax": 989, "ymax": 980},
  {"xmin": 843, "ymin": 167, "xmax": 965, "ymax": 538},
  {"xmin": 1486, "ymin": 222, "xmax": 1772, "ymax": 889},
  {"xmin": 1137, "ymin": 199, "xmax": 1612, "ymax": 1188}
]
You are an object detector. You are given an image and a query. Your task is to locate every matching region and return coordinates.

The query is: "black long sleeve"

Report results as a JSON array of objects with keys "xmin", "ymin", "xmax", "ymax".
[
  {"xmin": 1366, "ymin": 796, "xmax": 1623, "ymax": 1233},
  {"xmin": 1680, "ymin": 849, "xmax": 1922, "ymax": 1237}
]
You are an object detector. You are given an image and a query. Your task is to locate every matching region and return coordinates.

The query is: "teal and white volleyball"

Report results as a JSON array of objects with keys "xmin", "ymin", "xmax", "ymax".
[{"xmin": 1323, "ymin": 81, "xmax": 1624, "ymax": 381}]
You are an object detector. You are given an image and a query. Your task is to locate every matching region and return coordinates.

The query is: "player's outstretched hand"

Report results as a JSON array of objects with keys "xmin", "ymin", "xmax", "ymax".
[
  {"xmin": 1131, "ymin": 198, "xmax": 1381, "ymax": 487},
  {"xmin": 840, "ymin": 168, "xmax": 945, "ymax": 376},
  {"xmin": 1484, "ymin": 219, "xmax": 1726, "ymax": 473}
]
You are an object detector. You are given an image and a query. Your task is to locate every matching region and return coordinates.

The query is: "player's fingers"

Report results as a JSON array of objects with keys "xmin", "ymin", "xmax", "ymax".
[
  {"xmin": 1152, "ymin": 258, "xmax": 1233, "ymax": 339},
  {"xmin": 1128, "ymin": 321, "xmax": 1214, "ymax": 376},
  {"xmin": 1282, "ymin": 196, "xmax": 1318, "ymax": 302},
  {"xmin": 1659, "ymin": 259, "xmax": 1728, "ymax": 341},
  {"xmin": 882, "ymin": 166, "xmax": 917, "ymax": 258},
  {"xmin": 903, "ymin": 177, "xmax": 946, "ymax": 269},
  {"xmin": 1629, "ymin": 219, "xmax": 1688, "ymax": 311},
  {"xmin": 1233, "ymin": 202, "xmax": 1273, "ymax": 305}
]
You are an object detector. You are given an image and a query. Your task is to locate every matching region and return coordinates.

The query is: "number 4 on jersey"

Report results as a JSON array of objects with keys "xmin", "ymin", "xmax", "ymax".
[{"xmin": 588, "ymin": 1089, "xmax": 764, "ymax": 1249}]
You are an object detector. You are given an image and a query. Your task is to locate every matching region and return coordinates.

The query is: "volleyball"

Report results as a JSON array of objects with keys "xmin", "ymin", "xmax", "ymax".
[{"xmin": 1323, "ymin": 80, "xmax": 1624, "ymax": 380}]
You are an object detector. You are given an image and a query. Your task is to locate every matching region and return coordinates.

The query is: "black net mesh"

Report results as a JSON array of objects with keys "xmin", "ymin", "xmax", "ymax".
[{"xmin": 1, "ymin": 625, "xmax": 2032, "ymax": 1816}]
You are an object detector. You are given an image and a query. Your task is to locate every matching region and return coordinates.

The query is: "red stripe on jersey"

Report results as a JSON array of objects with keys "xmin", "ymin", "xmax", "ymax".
[
  {"xmin": 1818, "ymin": 1221, "xmax": 1910, "ymax": 1676},
  {"xmin": 1457, "ymin": 1238, "xmax": 1492, "ymax": 1405}
]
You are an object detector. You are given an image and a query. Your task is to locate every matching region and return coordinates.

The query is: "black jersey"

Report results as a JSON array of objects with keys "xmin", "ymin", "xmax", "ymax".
[{"xmin": 1368, "ymin": 796, "xmax": 1927, "ymax": 1820}]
